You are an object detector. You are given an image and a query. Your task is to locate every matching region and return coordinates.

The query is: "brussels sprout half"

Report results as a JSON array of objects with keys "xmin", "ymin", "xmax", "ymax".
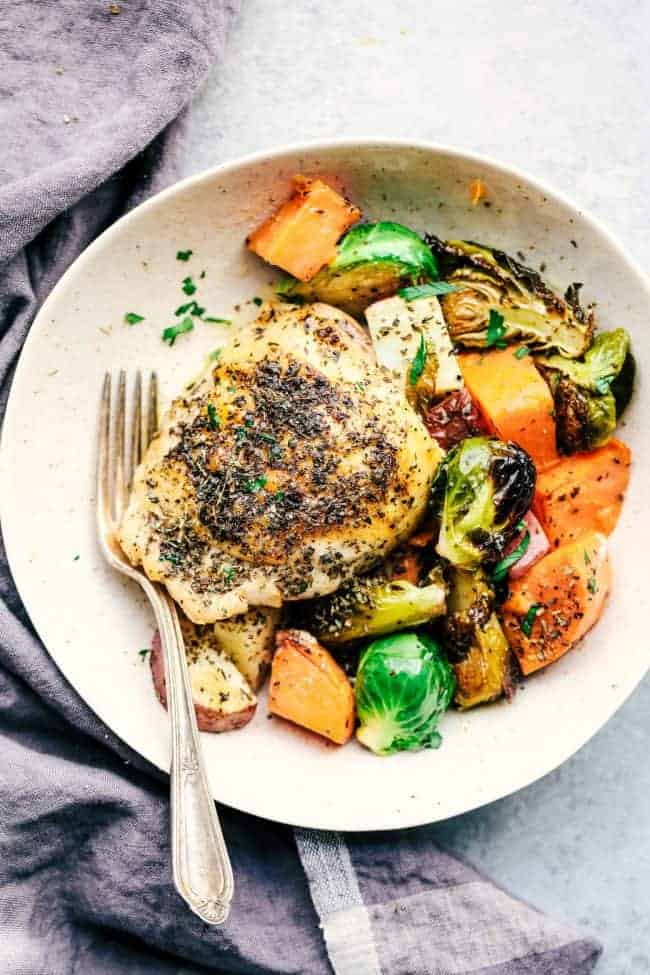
[
  {"xmin": 433, "ymin": 437, "xmax": 536, "ymax": 571},
  {"xmin": 355, "ymin": 631, "xmax": 455, "ymax": 755},
  {"xmin": 537, "ymin": 329, "xmax": 633, "ymax": 452},
  {"xmin": 427, "ymin": 236, "xmax": 593, "ymax": 358},
  {"xmin": 553, "ymin": 377, "xmax": 617, "ymax": 453},
  {"xmin": 442, "ymin": 568, "xmax": 511, "ymax": 709},
  {"xmin": 277, "ymin": 222, "xmax": 438, "ymax": 318},
  {"xmin": 304, "ymin": 574, "xmax": 446, "ymax": 647}
]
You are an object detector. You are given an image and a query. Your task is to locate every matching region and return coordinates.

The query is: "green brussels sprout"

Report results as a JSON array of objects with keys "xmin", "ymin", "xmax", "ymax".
[
  {"xmin": 434, "ymin": 437, "xmax": 536, "ymax": 570},
  {"xmin": 355, "ymin": 631, "xmax": 455, "ymax": 755},
  {"xmin": 442, "ymin": 568, "xmax": 511, "ymax": 709},
  {"xmin": 553, "ymin": 376, "xmax": 617, "ymax": 453},
  {"xmin": 611, "ymin": 351, "xmax": 636, "ymax": 417},
  {"xmin": 537, "ymin": 328, "xmax": 630, "ymax": 393},
  {"xmin": 537, "ymin": 329, "xmax": 633, "ymax": 452},
  {"xmin": 277, "ymin": 222, "xmax": 438, "ymax": 317},
  {"xmin": 427, "ymin": 236, "xmax": 593, "ymax": 358},
  {"xmin": 304, "ymin": 574, "xmax": 446, "ymax": 647}
]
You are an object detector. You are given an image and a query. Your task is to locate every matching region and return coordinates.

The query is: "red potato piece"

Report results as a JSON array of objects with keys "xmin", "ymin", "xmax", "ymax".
[
  {"xmin": 383, "ymin": 545, "xmax": 422, "ymax": 584},
  {"xmin": 150, "ymin": 620, "xmax": 256, "ymax": 733},
  {"xmin": 423, "ymin": 387, "xmax": 488, "ymax": 450},
  {"xmin": 213, "ymin": 607, "xmax": 279, "ymax": 692},
  {"xmin": 508, "ymin": 510, "xmax": 551, "ymax": 580},
  {"xmin": 408, "ymin": 527, "xmax": 435, "ymax": 548}
]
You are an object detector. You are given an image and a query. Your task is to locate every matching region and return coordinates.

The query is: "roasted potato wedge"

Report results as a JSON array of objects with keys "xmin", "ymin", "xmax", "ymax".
[
  {"xmin": 150, "ymin": 616, "xmax": 256, "ymax": 732},
  {"xmin": 213, "ymin": 607, "xmax": 280, "ymax": 692}
]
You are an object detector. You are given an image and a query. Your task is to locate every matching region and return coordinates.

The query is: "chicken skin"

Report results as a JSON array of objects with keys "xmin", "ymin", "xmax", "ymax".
[{"xmin": 119, "ymin": 303, "xmax": 442, "ymax": 622}]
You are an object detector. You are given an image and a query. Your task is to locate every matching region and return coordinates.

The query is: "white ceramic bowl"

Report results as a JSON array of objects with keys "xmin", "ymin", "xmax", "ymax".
[{"xmin": 1, "ymin": 140, "xmax": 648, "ymax": 831}]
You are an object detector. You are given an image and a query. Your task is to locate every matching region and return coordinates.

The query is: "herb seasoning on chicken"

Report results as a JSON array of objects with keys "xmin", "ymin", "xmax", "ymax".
[{"xmin": 119, "ymin": 302, "xmax": 442, "ymax": 622}]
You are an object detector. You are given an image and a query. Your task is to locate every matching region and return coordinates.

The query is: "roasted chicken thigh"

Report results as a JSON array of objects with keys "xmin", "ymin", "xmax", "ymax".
[{"xmin": 119, "ymin": 303, "xmax": 441, "ymax": 622}]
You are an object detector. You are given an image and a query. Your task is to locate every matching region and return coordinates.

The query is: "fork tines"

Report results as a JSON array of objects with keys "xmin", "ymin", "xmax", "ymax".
[{"xmin": 98, "ymin": 371, "xmax": 158, "ymax": 527}]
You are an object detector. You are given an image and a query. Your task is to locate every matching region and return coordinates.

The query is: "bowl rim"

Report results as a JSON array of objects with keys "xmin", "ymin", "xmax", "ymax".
[
  {"xmin": 2, "ymin": 137, "xmax": 649, "ymax": 830},
  {"xmin": 65, "ymin": 135, "xmax": 650, "ymax": 300}
]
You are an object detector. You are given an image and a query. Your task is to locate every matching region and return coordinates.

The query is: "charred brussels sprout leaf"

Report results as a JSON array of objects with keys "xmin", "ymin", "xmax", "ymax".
[
  {"xmin": 355, "ymin": 632, "xmax": 455, "ymax": 755},
  {"xmin": 434, "ymin": 437, "xmax": 536, "ymax": 570},
  {"xmin": 537, "ymin": 329, "xmax": 633, "ymax": 452},
  {"xmin": 304, "ymin": 575, "xmax": 446, "ymax": 647},
  {"xmin": 553, "ymin": 377, "xmax": 617, "ymax": 453},
  {"xmin": 611, "ymin": 351, "xmax": 635, "ymax": 417},
  {"xmin": 537, "ymin": 328, "xmax": 630, "ymax": 393},
  {"xmin": 277, "ymin": 222, "xmax": 438, "ymax": 317},
  {"xmin": 426, "ymin": 236, "xmax": 593, "ymax": 358},
  {"xmin": 442, "ymin": 568, "xmax": 511, "ymax": 709}
]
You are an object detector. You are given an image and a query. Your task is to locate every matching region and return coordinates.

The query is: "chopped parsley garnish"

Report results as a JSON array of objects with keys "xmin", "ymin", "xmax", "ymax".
[
  {"xmin": 588, "ymin": 574, "xmax": 598, "ymax": 594},
  {"xmin": 399, "ymin": 282, "xmax": 460, "ymax": 301},
  {"xmin": 181, "ymin": 276, "xmax": 197, "ymax": 296},
  {"xmin": 176, "ymin": 249, "xmax": 193, "ymax": 261},
  {"xmin": 207, "ymin": 404, "xmax": 219, "ymax": 430},
  {"xmin": 252, "ymin": 296, "xmax": 263, "ymax": 306},
  {"xmin": 514, "ymin": 346, "xmax": 530, "ymax": 359},
  {"xmin": 409, "ymin": 332, "xmax": 427, "ymax": 386},
  {"xmin": 73, "ymin": 554, "xmax": 80, "ymax": 561},
  {"xmin": 210, "ymin": 348, "xmax": 222, "ymax": 361},
  {"xmin": 200, "ymin": 270, "xmax": 206, "ymax": 279},
  {"xmin": 162, "ymin": 317, "xmax": 194, "ymax": 345},
  {"xmin": 243, "ymin": 476, "xmax": 267, "ymax": 493},
  {"xmin": 174, "ymin": 300, "xmax": 229, "ymax": 327},
  {"xmin": 259, "ymin": 432, "xmax": 277, "ymax": 444},
  {"xmin": 175, "ymin": 300, "xmax": 205, "ymax": 318},
  {"xmin": 274, "ymin": 490, "xmax": 286, "ymax": 501},
  {"xmin": 124, "ymin": 312, "xmax": 144, "ymax": 325},
  {"xmin": 521, "ymin": 603, "xmax": 542, "ymax": 637},
  {"xmin": 138, "ymin": 648, "xmax": 151, "ymax": 660},
  {"xmin": 490, "ymin": 523, "xmax": 530, "ymax": 582},
  {"xmin": 583, "ymin": 549, "xmax": 591, "ymax": 565},
  {"xmin": 486, "ymin": 309, "xmax": 507, "ymax": 349},
  {"xmin": 161, "ymin": 551, "xmax": 181, "ymax": 565},
  {"xmin": 223, "ymin": 565, "xmax": 236, "ymax": 583}
]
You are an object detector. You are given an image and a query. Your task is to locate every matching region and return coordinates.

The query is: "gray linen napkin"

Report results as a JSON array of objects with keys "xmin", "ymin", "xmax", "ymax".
[{"xmin": 0, "ymin": 3, "xmax": 603, "ymax": 974}]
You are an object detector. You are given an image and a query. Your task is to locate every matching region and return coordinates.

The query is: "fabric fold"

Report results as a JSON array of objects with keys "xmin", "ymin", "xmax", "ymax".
[{"xmin": 297, "ymin": 828, "xmax": 601, "ymax": 975}]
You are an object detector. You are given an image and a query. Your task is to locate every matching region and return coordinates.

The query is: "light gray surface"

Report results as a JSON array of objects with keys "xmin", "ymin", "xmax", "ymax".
[{"xmin": 182, "ymin": 2, "xmax": 650, "ymax": 971}]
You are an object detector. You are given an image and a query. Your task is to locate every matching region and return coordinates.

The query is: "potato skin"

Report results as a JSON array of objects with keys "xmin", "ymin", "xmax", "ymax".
[
  {"xmin": 192, "ymin": 700, "xmax": 257, "ymax": 733},
  {"xmin": 150, "ymin": 631, "xmax": 256, "ymax": 733}
]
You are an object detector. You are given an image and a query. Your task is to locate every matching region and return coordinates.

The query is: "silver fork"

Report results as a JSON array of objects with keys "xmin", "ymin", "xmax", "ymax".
[{"xmin": 97, "ymin": 370, "xmax": 234, "ymax": 925}]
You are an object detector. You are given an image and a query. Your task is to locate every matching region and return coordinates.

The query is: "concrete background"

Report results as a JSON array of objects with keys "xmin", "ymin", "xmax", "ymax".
[{"xmin": 184, "ymin": 2, "xmax": 650, "ymax": 970}]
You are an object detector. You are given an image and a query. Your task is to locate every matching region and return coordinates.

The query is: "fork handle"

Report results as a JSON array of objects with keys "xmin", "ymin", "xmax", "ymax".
[{"xmin": 154, "ymin": 588, "xmax": 234, "ymax": 924}]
